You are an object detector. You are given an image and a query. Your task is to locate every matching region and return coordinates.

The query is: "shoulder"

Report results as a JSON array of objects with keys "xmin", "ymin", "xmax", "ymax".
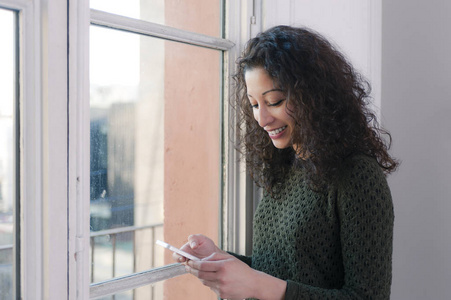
[
  {"xmin": 335, "ymin": 153, "xmax": 391, "ymax": 200},
  {"xmin": 334, "ymin": 154, "xmax": 394, "ymax": 226},
  {"xmin": 339, "ymin": 153, "xmax": 385, "ymax": 182}
]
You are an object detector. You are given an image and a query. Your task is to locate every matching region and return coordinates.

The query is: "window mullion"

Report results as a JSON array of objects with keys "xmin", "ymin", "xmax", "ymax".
[
  {"xmin": 68, "ymin": 0, "xmax": 91, "ymax": 299},
  {"xmin": 222, "ymin": 0, "xmax": 262, "ymax": 256}
]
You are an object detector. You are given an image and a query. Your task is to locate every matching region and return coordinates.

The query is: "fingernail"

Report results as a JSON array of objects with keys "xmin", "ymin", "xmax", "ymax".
[
  {"xmin": 190, "ymin": 241, "xmax": 197, "ymax": 248},
  {"xmin": 178, "ymin": 257, "xmax": 183, "ymax": 262}
]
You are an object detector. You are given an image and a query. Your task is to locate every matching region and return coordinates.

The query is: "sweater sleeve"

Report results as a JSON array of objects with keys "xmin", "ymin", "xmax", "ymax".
[{"xmin": 285, "ymin": 156, "xmax": 394, "ymax": 299}]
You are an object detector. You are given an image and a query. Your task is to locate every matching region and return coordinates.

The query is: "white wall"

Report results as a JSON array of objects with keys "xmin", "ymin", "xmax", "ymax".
[
  {"xmin": 263, "ymin": 0, "xmax": 382, "ymax": 111},
  {"xmin": 382, "ymin": 0, "xmax": 451, "ymax": 299},
  {"xmin": 263, "ymin": 0, "xmax": 451, "ymax": 298}
]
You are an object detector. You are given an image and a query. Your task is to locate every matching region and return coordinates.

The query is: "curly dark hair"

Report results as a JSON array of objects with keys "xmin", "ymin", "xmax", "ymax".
[{"xmin": 233, "ymin": 25, "xmax": 398, "ymax": 192}]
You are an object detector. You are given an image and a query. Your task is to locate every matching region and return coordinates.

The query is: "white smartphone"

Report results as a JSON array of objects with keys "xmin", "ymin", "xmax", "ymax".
[{"xmin": 156, "ymin": 240, "xmax": 200, "ymax": 261}]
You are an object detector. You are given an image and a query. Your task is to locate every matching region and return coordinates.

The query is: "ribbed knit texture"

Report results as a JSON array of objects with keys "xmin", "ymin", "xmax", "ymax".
[{"xmin": 233, "ymin": 154, "xmax": 394, "ymax": 299}]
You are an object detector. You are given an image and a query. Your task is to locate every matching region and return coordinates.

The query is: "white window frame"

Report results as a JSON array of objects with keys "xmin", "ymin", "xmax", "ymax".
[
  {"xmin": 84, "ymin": 1, "xmax": 244, "ymax": 299},
  {"xmin": 85, "ymin": 1, "xmax": 264, "ymax": 297},
  {"xmin": 85, "ymin": 6, "xmax": 234, "ymax": 299},
  {"xmin": 68, "ymin": 0, "xmax": 90, "ymax": 298},
  {"xmin": 0, "ymin": 0, "xmax": 69, "ymax": 299},
  {"xmin": 223, "ymin": 0, "xmax": 263, "ymax": 257},
  {"xmin": 2, "ymin": 0, "xmax": 260, "ymax": 298}
]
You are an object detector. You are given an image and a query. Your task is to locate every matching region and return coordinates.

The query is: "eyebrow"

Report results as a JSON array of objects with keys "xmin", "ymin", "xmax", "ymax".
[
  {"xmin": 262, "ymin": 88, "xmax": 284, "ymax": 95},
  {"xmin": 248, "ymin": 88, "xmax": 284, "ymax": 98}
]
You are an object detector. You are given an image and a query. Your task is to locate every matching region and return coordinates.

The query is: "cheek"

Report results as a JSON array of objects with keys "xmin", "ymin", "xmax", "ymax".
[
  {"xmin": 252, "ymin": 110, "xmax": 259, "ymax": 122},
  {"xmin": 283, "ymin": 107, "xmax": 296, "ymax": 125},
  {"xmin": 283, "ymin": 114, "xmax": 296, "ymax": 132}
]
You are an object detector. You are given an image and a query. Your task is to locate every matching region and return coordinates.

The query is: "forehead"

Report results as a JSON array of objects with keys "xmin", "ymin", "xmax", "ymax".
[{"xmin": 245, "ymin": 67, "xmax": 278, "ymax": 92}]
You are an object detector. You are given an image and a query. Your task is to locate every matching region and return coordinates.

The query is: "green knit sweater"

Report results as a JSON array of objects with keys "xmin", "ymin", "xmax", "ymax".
[{"xmin": 232, "ymin": 154, "xmax": 394, "ymax": 299}]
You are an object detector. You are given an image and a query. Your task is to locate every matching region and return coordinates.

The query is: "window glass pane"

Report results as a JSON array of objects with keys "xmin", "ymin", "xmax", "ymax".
[
  {"xmin": 90, "ymin": 0, "xmax": 221, "ymax": 38},
  {"xmin": 0, "ymin": 8, "xmax": 16, "ymax": 300},
  {"xmin": 90, "ymin": 25, "xmax": 221, "ymax": 299}
]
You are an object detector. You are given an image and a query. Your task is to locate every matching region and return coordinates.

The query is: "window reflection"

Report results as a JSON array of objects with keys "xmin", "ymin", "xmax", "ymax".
[{"xmin": 0, "ymin": 8, "xmax": 16, "ymax": 300}]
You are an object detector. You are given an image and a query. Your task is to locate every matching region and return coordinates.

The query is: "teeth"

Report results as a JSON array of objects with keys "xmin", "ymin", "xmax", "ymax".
[{"xmin": 268, "ymin": 126, "xmax": 287, "ymax": 136}]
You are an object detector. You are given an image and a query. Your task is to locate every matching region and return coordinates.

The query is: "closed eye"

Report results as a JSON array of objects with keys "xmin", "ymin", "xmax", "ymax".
[{"xmin": 268, "ymin": 99, "xmax": 286, "ymax": 107}]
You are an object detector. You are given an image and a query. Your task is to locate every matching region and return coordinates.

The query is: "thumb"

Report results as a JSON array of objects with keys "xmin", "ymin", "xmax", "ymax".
[
  {"xmin": 203, "ymin": 251, "xmax": 231, "ymax": 261},
  {"xmin": 187, "ymin": 234, "xmax": 205, "ymax": 249}
]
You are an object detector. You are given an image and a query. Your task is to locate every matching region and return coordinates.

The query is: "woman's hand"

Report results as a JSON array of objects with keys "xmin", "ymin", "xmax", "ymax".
[
  {"xmin": 172, "ymin": 234, "xmax": 225, "ymax": 263},
  {"xmin": 185, "ymin": 252, "xmax": 286, "ymax": 300},
  {"xmin": 185, "ymin": 252, "xmax": 256, "ymax": 299},
  {"xmin": 174, "ymin": 235, "xmax": 286, "ymax": 299}
]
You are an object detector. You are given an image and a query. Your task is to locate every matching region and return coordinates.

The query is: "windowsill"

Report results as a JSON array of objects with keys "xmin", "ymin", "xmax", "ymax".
[{"xmin": 90, "ymin": 263, "xmax": 186, "ymax": 299}]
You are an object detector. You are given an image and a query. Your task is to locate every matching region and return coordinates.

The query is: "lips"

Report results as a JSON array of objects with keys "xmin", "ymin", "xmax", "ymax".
[{"xmin": 267, "ymin": 126, "xmax": 287, "ymax": 136}]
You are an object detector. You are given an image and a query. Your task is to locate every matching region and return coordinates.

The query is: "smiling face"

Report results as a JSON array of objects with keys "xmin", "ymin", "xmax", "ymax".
[{"xmin": 245, "ymin": 67, "xmax": 296, "ymax": 150}]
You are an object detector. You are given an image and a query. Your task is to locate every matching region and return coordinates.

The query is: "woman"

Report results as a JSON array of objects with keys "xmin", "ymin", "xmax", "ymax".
[{"xmin": 174, "ymin": 25, "xmax": 398, "ymax": 300}]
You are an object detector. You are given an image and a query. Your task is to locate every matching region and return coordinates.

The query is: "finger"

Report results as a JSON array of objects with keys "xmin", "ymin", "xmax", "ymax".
[
  {"xmin": 188, "ymin": 234, "xmax": 204, "ymax": 249},
  {"xmin": 185, "ymin": 265, "xmax": 219, "ymax": 281},
  {"xmin": 176, "ymin": 241, "xmax": 197, "ymax": 260},
  {"xmin": 172, "ymin": 252, "xmax": 186, "ymax": 263},
  {"xmin": 188, "ymin": 258, "xmax": 228, "ymax": 273},
  {"xmin": 203, "ymin": 251, "xmax": 231, "ymax": 261},
  {"xmin": 179, "ymin": 241, "xmax": 193, "ymax": 252}
]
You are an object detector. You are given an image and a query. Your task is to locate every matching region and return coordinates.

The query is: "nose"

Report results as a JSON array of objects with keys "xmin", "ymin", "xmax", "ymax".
[{"xmin": 255, "ymin": 106, "xmax": 274, "ymax": 128}]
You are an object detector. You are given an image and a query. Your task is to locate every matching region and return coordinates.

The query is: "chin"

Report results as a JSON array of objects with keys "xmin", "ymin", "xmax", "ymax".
[{"xmin": 272, "ymin": 141, "xmax": 291, "ymax": 149}]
